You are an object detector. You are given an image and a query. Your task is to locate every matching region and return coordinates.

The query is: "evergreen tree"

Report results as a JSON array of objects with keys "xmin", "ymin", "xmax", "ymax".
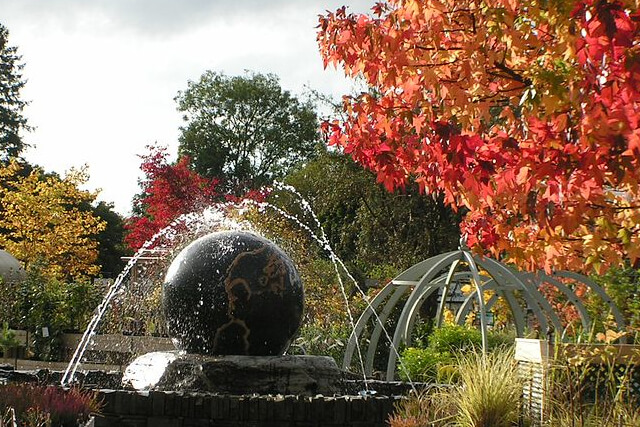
[{"xmin": 0, "ymin": 23, "xmax": 29, "ymax": 162}]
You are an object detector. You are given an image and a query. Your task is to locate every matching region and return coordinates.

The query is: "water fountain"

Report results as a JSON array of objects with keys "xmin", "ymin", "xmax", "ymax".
[
  {"xmin": 53, "ymin": 190, "xmax": 414, "ymax": 426},
  {"xmin": 123, "ymin": 229, "xmax": 344, "ymax": 396},
  {"xmin": 7, "ymin": 184, "xmax": 620, "ymax": 426}
]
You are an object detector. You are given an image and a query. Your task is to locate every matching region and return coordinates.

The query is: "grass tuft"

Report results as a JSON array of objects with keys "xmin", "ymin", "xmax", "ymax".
[{"xmin": 452, "ymin": 348, "xmax": 522, "ymax": 427}]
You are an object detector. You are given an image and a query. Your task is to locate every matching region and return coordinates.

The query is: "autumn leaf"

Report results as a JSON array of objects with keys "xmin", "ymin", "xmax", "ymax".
[
  {"xmin": 125, "ymin": 145, "xmax": 223, "ymax": 250},
  {"xmin": 0, "ymin": 160, "xmax": 106, "ymax": 281},
  {"xmin": 318, "ymin": 0, "xmax": 640, "ymax": 273}
]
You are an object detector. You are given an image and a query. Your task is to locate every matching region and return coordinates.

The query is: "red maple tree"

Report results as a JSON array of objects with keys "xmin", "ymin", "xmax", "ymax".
[
  {"xmin": 318, "ymin": 0, "xmax": 640, "ymax": 272},
  {"xmin": 125, "ymin": 146, "xmax": 221, "ymax": 250}
]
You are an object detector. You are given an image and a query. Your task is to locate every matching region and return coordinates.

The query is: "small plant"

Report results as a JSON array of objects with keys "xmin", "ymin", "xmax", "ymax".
[
  {"xmin": 290, "ymin": 322, "xmax": 351, "ymax": 364},
  {"xmin": 388, "ymin": 389, "xmax": 456, "ymax": 427},
  {"xmin": 0, "ymin": 322, "xmax": 19, "ymax": 358},
  {"xmin": 0, "ymin": 384, "xmax": 101, "ymax": 427},
  {"xmin": 453, "ymin": 348, "xmax": 522, "ymax": 427},
  {"xmin": 390, "ymin": 348, "xmax": 522, "ymax": 426},
  {"xmin": 398, "ymin": 324, "xmax": 515, "ymax": 383},
  {"xmin": 428, "ymin": 324, "xmax": 484, "ymax": 353},
  {"xmin": 397, "ymin": 347, "xmax": 451, "ymax": 383}
]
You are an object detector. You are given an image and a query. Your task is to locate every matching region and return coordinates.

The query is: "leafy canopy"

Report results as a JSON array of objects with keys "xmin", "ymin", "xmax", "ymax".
[
  {"xmin": 318, "ymin": 0, "xmax": 640, "ymax": 272},
  {"xmin": 284, "ymin": 150, "xmax": 461, "ymax": 273},
  {"xmin": 176, "ymin": 71, "xmax": 319, "ymax": 194},
  {"xmin": 92, "ymin": 201, "xmax": 131, "ymax": 278},
  {"xmin": 0, "ymin": 160, "xmax": 105, "ymax": 280},
  {"xmin": 125, "ymin": 145, "xmax": 221, "ymax": 250}
]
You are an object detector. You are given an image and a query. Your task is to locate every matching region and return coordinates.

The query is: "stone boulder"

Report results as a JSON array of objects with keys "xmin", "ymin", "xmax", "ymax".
[{"xmin": 126, "ymin": 352, "xmax": 342, "ymax": 396}]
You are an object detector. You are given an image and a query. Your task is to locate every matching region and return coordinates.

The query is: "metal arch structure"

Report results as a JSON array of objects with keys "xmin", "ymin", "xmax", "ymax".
[
  {"xmin": 521, "ymin": 270, "xmax": 627, "ymax": 340},
  {"xmin": 342, "ymin": 248, "xmax": 627, "ymax": 381}
]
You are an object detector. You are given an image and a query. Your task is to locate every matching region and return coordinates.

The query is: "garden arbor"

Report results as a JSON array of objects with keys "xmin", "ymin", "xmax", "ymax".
[{"xmin": 344, "ymin": 245, "xmax": 626, "ymax": 380}]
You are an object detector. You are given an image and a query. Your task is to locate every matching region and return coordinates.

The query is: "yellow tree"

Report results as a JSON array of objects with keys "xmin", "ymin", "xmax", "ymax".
[{"xmin": 0, "ymin": 161, "xmax": 106, "ymax": 280}]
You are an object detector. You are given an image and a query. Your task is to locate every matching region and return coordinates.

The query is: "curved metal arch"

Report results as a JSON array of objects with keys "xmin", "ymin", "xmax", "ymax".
[
  {"xmin": 469, "ymin": 258, "xmax": 551, "ymax": 333},
  {"xmin": 391, "ymin": 251, "xmax": 461, "ymax": 283},
  {"xmin": 463, "ymin": 251, "xmax": 490, "ymax": 352},
  {"xmin": 456, "ymin": 283, "xmax": 550, "ymax": 334},
  {"xmin": 552, "ymin": 271, "xmax": 627, "ymax": 333},
  {"xmin": 363, "ymin": 285, "xmax": 411, "ymax": 375},
  {"xmin": 341, "ymin": 249, "xmax": 627, "ymax": 382},
  {"xmin": 391, "ymin": 252, "xmax": 465, "ymax": 343},
  {"xmin": 342, "ymin": 280, "xmax": 398, "ymax": 371},
  {"xmin": 455, "ymin": 287, "xmax": 497, "ymax": 322},
  {"xmin": 386, "ymin": 251, "xmax": 465, "ymax": 379},
  {"xmin": 521, "ymin": 272, "xmax": 592, "ymax": 333},
  {"xmin": 454, "ymin": 284, "xmax": 527, "ymax": 337},
  {"xmin": 343, "ymin": 251, "xmax": 466, "ymax": 375},
  {"xmin": 492, "ymin": 289, "xmax": 527, "ymax": 336},
  {"xmin": 404, "ymin": 274, "xmax": 450, "ymax": 347},
  {"xmin": 479, "ymin": 257, "xmax": 565, "ymax": 334},
  {"xmin": 401, "ymin": 271, "xmax": 530, "ymax": 350},
  {"xmin": 405, "ymin": 268, "xmax": 473, "ymax": 346},
  {"xmin": 435, "ymin": 259, "xmax": 462, "ymax": 327},
  {"xmin": 455, "ymin": 279, "xmax": 494, "ymax": 324}
]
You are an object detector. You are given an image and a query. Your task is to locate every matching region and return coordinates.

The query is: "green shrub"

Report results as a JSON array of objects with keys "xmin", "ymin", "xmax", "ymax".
[
  {"xmin": 0, "ymin": 322, "xmax": 19, "ymax": 358},
  {"xmin": 15, "ymin": 264, "xmax": 101, "ymax": 361},
  {"xmin": 398, "ymin": 324, "xmax": 516, "ymax": 383},
  {"xmin": 397, "ymin": 347, "xmax": 451, "ymax": 382},
  {"xmin": 290, "ymin": 322, "xmax": 351, "ymax": 365},
  {"xmin": 427, "ymin": 324, "xmax": 483, "ymax": 353}
]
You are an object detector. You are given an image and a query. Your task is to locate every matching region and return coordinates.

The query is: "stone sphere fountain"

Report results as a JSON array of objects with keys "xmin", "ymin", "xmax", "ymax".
[
  {"xmin": 124, "ymin": 230, "xmax": 343, "ymax": 395},
  {"xmin": 163, "ymin": 230, "xmax": 304, "ymax": 356},
  {"xmin": 21, "ymin": 198, "xmax": 411, "ymax": 426}
]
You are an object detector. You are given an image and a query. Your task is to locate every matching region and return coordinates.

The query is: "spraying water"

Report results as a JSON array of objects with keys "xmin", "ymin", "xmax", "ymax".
[
  {"xmin": 61, "ymin": 208, "xmax": 249, "ymax": 385},
  {"xmin": 269, "ymin": 182, "xmax": 416, "ymax": 391},
  {"xmin": 62, "ymin": 185, "xmax": 414, "ymax": 389}
]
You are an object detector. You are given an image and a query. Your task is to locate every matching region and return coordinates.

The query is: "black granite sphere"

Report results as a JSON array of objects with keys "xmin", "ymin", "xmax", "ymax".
[{"xmin": 163, "ymin": 231, "xmax": 304, "ymax": 356}]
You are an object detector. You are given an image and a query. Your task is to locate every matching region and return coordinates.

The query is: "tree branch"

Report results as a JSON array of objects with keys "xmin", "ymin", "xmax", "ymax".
[{"xmin": 491, "ymin": 61, "xmax": 532, "ymax": 86}]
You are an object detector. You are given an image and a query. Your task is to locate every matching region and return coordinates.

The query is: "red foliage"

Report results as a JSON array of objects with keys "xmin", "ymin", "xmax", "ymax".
[
  {"xmin": 318, "ymin": 0, "xmax": 640, "ymax": 273},
  {"xmin": 125, "ymin": 146, "xmax": 221, "ymax": 250},
  {"xmin": 0, "ymin": 384, "xmax": 101, "ymax": 427}
]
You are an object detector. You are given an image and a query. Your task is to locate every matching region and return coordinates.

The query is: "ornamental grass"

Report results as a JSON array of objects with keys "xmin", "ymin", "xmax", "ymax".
[
  {"xmin": 0, "ymin": 383, "xmax": 101, "ymax": 427},
  {"xmin": 452, "ymin": 348, "xmax": 522, "ymax": 427},
  {"xmin": 389, "ymin": 347, "xmax": 522, "ymax": 427}
]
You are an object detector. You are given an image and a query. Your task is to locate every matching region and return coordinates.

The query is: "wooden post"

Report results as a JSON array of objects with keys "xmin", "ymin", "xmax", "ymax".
[{"xmin": 515, "ymin": 338, "xmax": 550, "ymax": 426}]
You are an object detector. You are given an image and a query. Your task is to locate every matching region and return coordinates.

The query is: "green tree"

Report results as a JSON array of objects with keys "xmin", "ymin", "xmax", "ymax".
[
  {"xmin": 176, "ymin": 71, "xmax": 319, "ymax": 194},
  {"xmin": 93, "ymin": 201, "xmax": 131, "ymax": 278},
  {"xmin": 16, "ymin": 264, "xmax": 101, "ymax": 360},
  {"xmin": 283, "ymin": 150, "xmax": 461, "ymax": 277},
  {"xmin": 593, "ymin": 264, "xmax": 640, "ymax": 333},
  {"xmin": 0, "ymin": 23, "xmax": 29, "ymax": 161}
]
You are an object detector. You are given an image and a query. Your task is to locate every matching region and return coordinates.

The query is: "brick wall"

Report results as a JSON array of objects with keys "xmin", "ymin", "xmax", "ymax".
[{"xmin": 94, "ymin": 389, "xmax": 402, "ymax": 427}]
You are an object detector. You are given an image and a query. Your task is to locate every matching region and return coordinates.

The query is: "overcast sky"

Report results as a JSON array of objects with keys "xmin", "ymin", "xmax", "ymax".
[{"xmin": 1, "ymin": 0, "xmax": 371, "ymax": 215}]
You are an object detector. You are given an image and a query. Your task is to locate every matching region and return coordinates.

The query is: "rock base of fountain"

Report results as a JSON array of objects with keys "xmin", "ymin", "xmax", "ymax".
[{"xmin": 124, "ymin": 352, "xmax": 342, "ymax": 396}]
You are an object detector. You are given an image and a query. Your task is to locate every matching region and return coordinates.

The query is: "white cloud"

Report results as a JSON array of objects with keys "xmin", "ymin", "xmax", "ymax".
[{"xmin": 2, "ymin": 0, "xmax": 373, "ymax": 215}]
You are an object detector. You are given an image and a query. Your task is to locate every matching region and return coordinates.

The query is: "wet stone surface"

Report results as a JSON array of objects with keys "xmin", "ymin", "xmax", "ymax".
[
  {"xmin": 163, "ymin": 231, "xmax": 304, "ymax": 356},
  {"xmin": 153, "ymin": 354, "xmax": 342, "ymax": 396}
]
